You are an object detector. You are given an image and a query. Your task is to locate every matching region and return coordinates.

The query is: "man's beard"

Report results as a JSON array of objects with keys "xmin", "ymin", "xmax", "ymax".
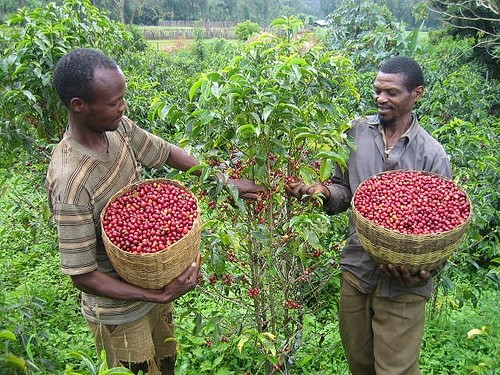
[{"xmin": 379, "ymin": 113, "xmax": 396, "ymax": 127}]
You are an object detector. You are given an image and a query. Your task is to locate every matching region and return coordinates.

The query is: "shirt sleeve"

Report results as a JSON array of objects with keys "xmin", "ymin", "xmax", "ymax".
[
  {"xmin": 122, "ymin": 118, "xmax": 172, "ymax": 169},
  {"xmin": 52, "ymin": 202, "xmax": 98, "ymax": 276},
  {"xmin": 432, "ymin": 153, "xmax": 452, "ymax": 179},
  {"xmin": 323, "ymin": 163, "xmax": 352, "ymax": 215}
]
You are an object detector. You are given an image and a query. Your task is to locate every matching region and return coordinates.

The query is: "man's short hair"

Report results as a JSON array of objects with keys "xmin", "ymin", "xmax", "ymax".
[
  {"xmin": 379, "ymin": 56, "xmax": 424, "ymax": 91},
  {"xmin": 53, "ymin": 48, "xmax": 117, "ymax": 107}
]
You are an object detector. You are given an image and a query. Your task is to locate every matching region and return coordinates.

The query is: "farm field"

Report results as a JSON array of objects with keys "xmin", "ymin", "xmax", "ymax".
[
  {"xmin": 1, "ymin": 1, "xmax": 499, "ymax": 374},
  {"xmin": 147, "ymin": 38, "xmax": 195, "ymax": 53}
]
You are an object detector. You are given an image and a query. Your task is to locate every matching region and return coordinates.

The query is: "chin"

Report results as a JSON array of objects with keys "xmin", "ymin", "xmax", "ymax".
[
  {"xmin": 378, "ymin": 114, "xmax": 395, "ymax": 127},
  {"xmin": 110, "ymin": 117, "xmax": 122, "ymax": 129}
]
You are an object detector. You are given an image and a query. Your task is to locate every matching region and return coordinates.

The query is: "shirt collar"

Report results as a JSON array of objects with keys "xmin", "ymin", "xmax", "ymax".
[{"xmin": 375, "ymin": 113, "xmax": 419, "ymax": 153}]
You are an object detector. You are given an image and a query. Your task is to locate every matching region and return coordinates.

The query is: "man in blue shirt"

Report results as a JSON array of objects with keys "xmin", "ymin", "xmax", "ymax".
[{"xmin": 286, "ymin": 56, "xmax": 451, "ymax": 374}]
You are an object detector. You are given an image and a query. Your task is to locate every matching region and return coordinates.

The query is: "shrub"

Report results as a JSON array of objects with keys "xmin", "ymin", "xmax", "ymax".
[
  {"xmin": 0, "ymin": 0, "xmax": 141, "ymax": 156},
  {"xmin": 161, "ymin": 17, "xmax": 358, "ymax": 373},
  {"xmin": 235, "ymin": 20, "xmax": 261, "ymax": 41}
]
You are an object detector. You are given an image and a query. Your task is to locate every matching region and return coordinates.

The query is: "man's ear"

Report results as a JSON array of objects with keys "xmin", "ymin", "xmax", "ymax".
[
  {"xmin": 413, "ymin": 85, "xmax": 424, "ymax": 102},
  {"xmin": 69, "ymin": 97, "xmax": 87, "ymax": 113}
]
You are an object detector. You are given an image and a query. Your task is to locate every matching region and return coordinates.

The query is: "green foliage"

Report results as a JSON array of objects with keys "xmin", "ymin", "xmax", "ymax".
[
  {"xmin": 428, "ymin": 0, "xmax": 500, "ymax": 62},
  {"xmin": 422, "ymin": 286, "xmax": 500, "ymax": 374},
  {"xmin": 119, "ymin": 39, "xmax": 242, "ymax": 137},
  {"xmin": 0, "ymin": 156, "xmax": 93, "ymax": 374},
  {"xmin": 234, "ymin": 20, "xmax": 261, "ymax": 41},
  {"xmin": 157, "ymin": 18, "xmax": 358, "ymax": 372},
  {"xmin": 408, "ymin": 31, "xmax": 500, "ymax": 276},
  {"xmin": 0, "ymin": 0, "xmax": 141, "ymax": 156},
  {"xmin": 431, "ymin": 119, "xmax": 499, "ymax": 269},
  {"xmin": 0, "ymin": 329, "xmax": 35, "ymax": 374},
  {"xmin": 64, "ymin": 351, "xmax": 135, "ymax": 375},
  {"xmin": 324, "ymin": 0, "xmax": 423, "ymax": 72}
]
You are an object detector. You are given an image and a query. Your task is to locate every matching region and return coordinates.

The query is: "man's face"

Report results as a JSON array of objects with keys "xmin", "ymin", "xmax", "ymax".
[
  {"xmin": 83, "ymin": 67, "xmax": 127, "ymax": 132},
  {"xmin": 373, "ymin": 72, "xmax": 423, "ymax": 127}
]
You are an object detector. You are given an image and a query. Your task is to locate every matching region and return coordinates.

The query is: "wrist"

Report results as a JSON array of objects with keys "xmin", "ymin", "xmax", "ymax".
[{"xmin": 321, "ymin": 184, "xmax": 331, "ymax": 201}]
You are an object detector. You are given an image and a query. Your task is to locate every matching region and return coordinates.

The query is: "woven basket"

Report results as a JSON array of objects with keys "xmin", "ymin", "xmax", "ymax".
[
  {"xmin": 101, "ymin": 178, "xmax": 202, "ymax": 289},
  {"xmin": 352, "ymin": 171, "xmax": 472, "ymax": 273}
]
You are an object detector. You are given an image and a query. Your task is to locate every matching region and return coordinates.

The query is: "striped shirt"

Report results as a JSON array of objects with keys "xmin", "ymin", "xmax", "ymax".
[
  {"xmin": 324, "ymin": 114, "xmax": 452, "ymax": 299},
  {"xmin": 46, "ymin": 116, "xmax": 171, "ymax": 324}
]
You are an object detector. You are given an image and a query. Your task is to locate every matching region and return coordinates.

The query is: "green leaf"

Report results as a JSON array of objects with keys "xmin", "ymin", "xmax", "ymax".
[
  {"xmin": 104, "ymin": 368, "xmax": 135, "ymax": 374},
  {"xmin": 211, "ymin": 82, "xmax": 222, "ymax": 99},
  {"xmin": 68, "ymin": 351, "xmax": 97, "ymax": 375},
  {"xmin": 237, "ymin": 335, "xmax": 249, "ymax": 353},
  {"xmin": 213, "ymin": 355, "xmax": 223, "ymax": 368},
  {"xmin": 192, "ymin": 109, "xmax": 215, "ymax": 126},
  {"xmin": 307, "ymin": 231, "xmax": 322, "ymax": 250},
  {"xmin": 159, "ymin": 103, "xmax": 175, "ymax": 121},
  {"xmin": 189, "ymin": 79, "xmax": 204, "ymax": 101},
  {"xmin": 0, "ymin": 330, "xmax": 16, "ymax": 341},
  {"xmin": 294, "ymin": 132, "xmax": 314, "ymax": 141},
  {"xmin": 259, "ymin": 332, "xmax": 277, "ymax": 356},
  {"xmin": 299, "ymin": 165, "xmax": 318, "ymax": 185},
  {"xmin": 316, "ymin": 150, "xmax": 347, "ymax": 166},
  {"xmin": 262, "ymin": 105, "xmax": 273, "ymax": 123},
  {"xmin": 236, "ymin": 124, "xmax": 260, "ymax": 138},
  {"xmin": 215, "ymin": 367, "xmax": 232, "ymax": 375},
  {"xmin": 319, "ymin": 158, "xmax": 334, "ymax": 181},
  {"xmin": 0, "ymin": 353, "xmax": 28, "ymax": 374}
]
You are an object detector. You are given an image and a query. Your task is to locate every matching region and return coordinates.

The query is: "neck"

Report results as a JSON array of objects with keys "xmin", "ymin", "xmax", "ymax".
[
  {"xmin": 383, "ymin": 114, "xmax": 413, "ymax": 148},
  {"xmin": 67, "ymin": 123, "xmax": 109, "ymax": 154},
  {"xmin": 383, "ymin": 114, "xmax": 413, "ymax": 135}
]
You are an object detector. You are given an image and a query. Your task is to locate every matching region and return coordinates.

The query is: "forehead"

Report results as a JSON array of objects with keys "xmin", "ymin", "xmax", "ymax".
[
  {"xmin": 373, "ymin": 72, "xmax": 407, "ymax": 90},
  {"xmin": 91, "ymin": 67, "xmax": 126, "ymax": 99}
]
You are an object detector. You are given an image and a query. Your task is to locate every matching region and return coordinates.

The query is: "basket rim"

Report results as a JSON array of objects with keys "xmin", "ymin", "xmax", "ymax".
[{"xmin": 351, "ymin": 169, "xmax": 473, "ymax": 239}]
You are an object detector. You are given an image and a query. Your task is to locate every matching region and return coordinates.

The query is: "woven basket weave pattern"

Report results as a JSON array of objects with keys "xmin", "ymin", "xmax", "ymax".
[{"xmin": 101, "ymin": 178, "xmax": 201, "ymax": 289}]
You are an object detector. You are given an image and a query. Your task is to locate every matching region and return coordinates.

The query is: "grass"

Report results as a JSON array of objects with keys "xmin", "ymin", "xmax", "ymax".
[{"xmin": 421, "ymin": 288, "xmax": 500, "ymax": 374}]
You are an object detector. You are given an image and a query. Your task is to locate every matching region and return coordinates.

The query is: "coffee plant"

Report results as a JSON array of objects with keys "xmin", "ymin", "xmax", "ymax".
[
  {"xmin": 159, "ymin": 16, "xmax": 359, "ymax": 373},
  {"xmin": 0, "ymin": 0, "xmax": 142, "ymax": 156}
]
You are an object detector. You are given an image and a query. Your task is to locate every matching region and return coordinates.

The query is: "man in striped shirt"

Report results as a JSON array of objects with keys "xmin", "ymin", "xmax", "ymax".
[{"xmin": 46, "ymin": 48, "xmax": 262, "ymax": 374}]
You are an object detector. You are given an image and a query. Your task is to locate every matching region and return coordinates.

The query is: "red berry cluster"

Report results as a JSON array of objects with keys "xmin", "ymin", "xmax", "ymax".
[
  {"xmin": 221, "ymin": 273, "xmax": 236, "ymax": 286},
  {"xmin": 285, "ymin": 299, "xmax": 302, "ymax": 309},
  {"xmin": 102, "ymin": 181, "xmax": 198, "ymax": 253},
  {"xmin": 272, "ymin": 362, "xmax": 283, "ymax": 371},
  {"xmin": 248, "ymin": 287, "xmax": 260, "ymax": 298},
  {"xmin": 354, "ymin": 171, "xmax": 470, "ymax": 235}
]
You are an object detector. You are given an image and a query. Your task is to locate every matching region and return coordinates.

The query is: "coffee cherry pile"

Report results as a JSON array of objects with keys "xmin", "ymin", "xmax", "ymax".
[
  {"xmin": 103, "ymin": 181, "xmax": 198, "ymax": 254},
  {"xmin": 354, "ymin": 171, "xmax": 470, "ymax": 235}
]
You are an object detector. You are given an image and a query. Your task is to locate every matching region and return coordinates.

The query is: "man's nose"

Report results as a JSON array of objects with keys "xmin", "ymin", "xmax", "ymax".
[
  {"xmin": 376, "ymin": 93, "xmax": 388, "ymax": 104},
  {"xmin": 120, "ymin": 99, "xmax": 128, "ymax": 113}
]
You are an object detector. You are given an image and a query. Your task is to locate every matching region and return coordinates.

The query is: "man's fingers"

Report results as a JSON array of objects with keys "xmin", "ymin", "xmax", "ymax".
[
  {"xmin": 381, "ymin": 264, "xmax": 432, "ymax": 287},
  {"xmin": 240, "ymin": 192, "xmax": 262, "ymax": 200},
  {"xmin": 179, "ymin": 253, "xmax": 201, "ymax": 281}
]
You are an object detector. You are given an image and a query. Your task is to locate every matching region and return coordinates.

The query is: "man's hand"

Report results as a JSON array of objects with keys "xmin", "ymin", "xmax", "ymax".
[
  {"xmin": 284, "ymin": 181, "xmax": 331, "ymax": 201},
  {"xmin": 227, "ymin": 178, "xmax": 266, "ymax": 200},
  {"xmin": 379, "ymin": 264, "xmax": 431, "ymax": 288},
  {"xmin": 158, "ymin": 252, "xmax": 201, "ymax": 303}
]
